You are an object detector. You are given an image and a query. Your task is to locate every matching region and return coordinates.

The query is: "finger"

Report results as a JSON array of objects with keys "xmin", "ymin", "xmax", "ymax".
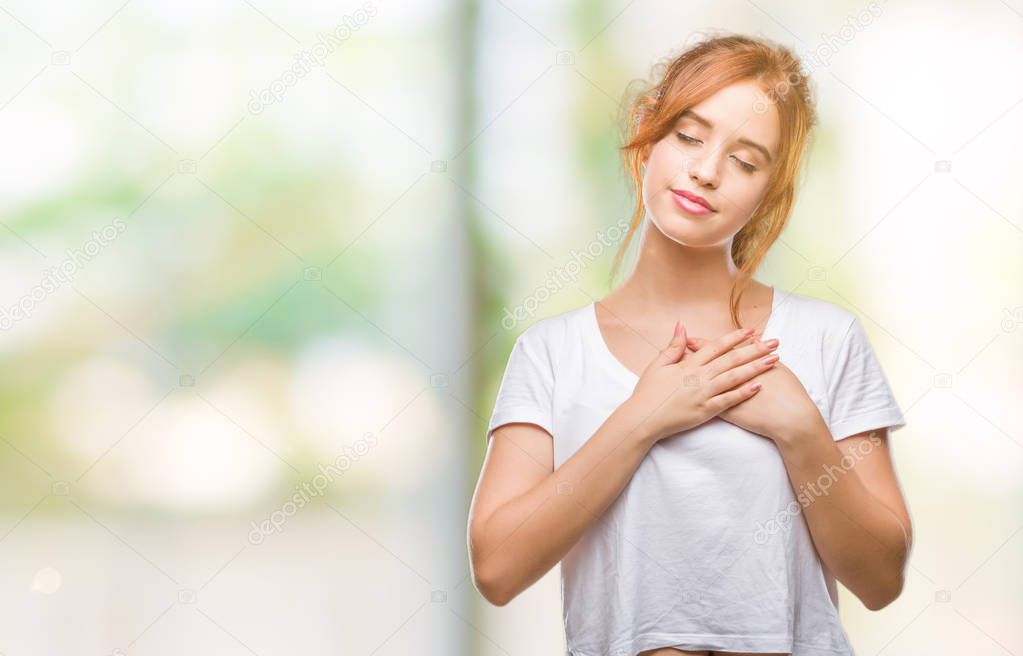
[
  {"xmin": 708, "ymin": 350, "xmax": 780, "ymax": 395},
  {"xmin": 690, "ymin": 331, "xmax": 760, "ymax": 350},
  {"xmin": 739, "ymin": 328, "xmax": 763, "ymax": 347},
  {"xmin": 705, "ymin": 338, "xmax": 779, "ymax": 379},
  {"xmin": 655, "ymin": 320, "xmax": 688, "ymax": 366},
  {"xmin": 706, "ymin": 378, "xmax": 764, "ymax": 413},
  {"xmin": 688, "ymin": 326, "xmax": 755, "ymax": 366}
]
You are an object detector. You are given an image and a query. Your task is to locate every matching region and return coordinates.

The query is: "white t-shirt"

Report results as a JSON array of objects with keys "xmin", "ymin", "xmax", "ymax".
[{"xmin": 486, "ymin": 287, "xmax": 907, "ymax": 656}]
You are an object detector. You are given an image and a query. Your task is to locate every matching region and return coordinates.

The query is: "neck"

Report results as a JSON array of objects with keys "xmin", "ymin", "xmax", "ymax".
[{"xmin": 617, "ymin": 219, "xmax": 748, "ymax": 310}]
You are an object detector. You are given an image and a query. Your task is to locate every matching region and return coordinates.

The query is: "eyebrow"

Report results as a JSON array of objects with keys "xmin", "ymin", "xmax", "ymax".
[{"xmin": 678, "ymin": 109, "xmax": 774, "ymax": 164}]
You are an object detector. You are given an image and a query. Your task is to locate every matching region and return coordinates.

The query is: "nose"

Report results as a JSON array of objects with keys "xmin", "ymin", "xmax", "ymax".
[{"xmin": 688, "ymin": 155, "xmax": 720, "ymax": 189}]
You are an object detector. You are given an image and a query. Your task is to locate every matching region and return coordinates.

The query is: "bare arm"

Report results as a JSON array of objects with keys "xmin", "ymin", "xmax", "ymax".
[
  {"xmin": 774, "ymin": 422, "xmax": 912, "ymax": 610},
  {"xmin": 467, "ymin": 398, "xmax": 659, "ymax": 606}
]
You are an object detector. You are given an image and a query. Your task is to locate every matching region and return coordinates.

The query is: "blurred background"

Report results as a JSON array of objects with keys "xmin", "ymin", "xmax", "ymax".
[{"xmin": 0, "ymin": 0, "xmax": 1020, "ymax": 654}]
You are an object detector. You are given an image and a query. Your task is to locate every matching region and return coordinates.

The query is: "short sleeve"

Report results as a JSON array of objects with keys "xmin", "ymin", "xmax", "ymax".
[
  {"xmin": 485, "ymin": 321, "xmax": 558, "ymax": 441},
  {"xmin": 824, "ymin": 316, "xmax": 907, "ymax": 441}
]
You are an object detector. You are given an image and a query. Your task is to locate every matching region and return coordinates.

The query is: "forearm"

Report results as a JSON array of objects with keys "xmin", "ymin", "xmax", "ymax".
[
  {"xmin": 775, "ymin": 422, "xmax": 909, "ymax": 610},
  {"xmin": 476, "ymin": 398, "xmax": 657, "ymax": 605}
]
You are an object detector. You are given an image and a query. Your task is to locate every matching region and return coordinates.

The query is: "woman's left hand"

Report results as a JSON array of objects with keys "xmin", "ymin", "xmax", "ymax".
[{"xmin": 686, "ymin": 335, "xmax": 827, "ymax": 442}]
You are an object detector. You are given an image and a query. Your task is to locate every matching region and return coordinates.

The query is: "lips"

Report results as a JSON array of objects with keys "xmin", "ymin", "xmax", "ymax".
[{"xmin": 670, "ymin": 189, "xmax": 714, "ymax": 211}]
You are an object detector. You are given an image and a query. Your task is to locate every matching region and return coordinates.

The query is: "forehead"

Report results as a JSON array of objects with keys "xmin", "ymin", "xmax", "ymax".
[{"xmin": 678, "ymin": 81, "xmax": 780, "ymax": 155}]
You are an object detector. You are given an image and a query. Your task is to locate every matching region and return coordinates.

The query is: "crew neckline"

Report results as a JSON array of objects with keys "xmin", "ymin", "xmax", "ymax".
[{"xmin": 587, "ymin": 286, "xmax": 788, "ymax": 383}]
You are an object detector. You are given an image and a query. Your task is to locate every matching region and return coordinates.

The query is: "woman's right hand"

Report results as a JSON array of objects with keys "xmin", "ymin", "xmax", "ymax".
[{"xmin": 626, "ymin": 321, "xmax": 780, "ymax": 443}]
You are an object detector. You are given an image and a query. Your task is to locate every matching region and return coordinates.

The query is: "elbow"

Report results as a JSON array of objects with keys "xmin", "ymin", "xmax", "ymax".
[
  {"xmin": 860, "ymin": 574, "xmax": 905, "ymax": 611},
  {"xmin": 857, "ymin": 524, "xmax": 913, "ymax": 612},
  {"xmin": 862, "ymin": 593, "xmax": 897, "ymax": 612},
  {"xmin": 468, "ymin": 523, "xmax": 517, "ymax": 607},
  {"xmin": 471, "ymin": 560, "xmax": 516, "ymax": 607}
]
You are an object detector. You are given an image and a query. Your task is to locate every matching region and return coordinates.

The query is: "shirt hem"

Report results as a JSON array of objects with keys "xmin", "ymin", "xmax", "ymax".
[
  {"xmin": 567, "ymin": 631, "xmax": 852, "ymax": 656},
  {"xmin": 486, "ymin": 406, "xmax": 553, "ymax": 440},
  {"xmin": 829, "ymin": 406, "xmax": 906, "ymax": 442}
]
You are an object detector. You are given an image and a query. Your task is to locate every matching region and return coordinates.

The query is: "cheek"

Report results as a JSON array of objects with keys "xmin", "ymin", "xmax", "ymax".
[
  {"xmin": 642, "ymin": 145, "xmax": 682, "ymax": 197},
  {"xmin": 646, "ymin": 140, "xmax": 682, "ymax": 174},
  {"xmin": 732, "ymin": 180, "xmax": 770, "ymax": 214}
]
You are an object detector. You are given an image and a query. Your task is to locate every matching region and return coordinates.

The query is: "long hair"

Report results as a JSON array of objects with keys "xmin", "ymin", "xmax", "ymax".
[{"xmin": 613, "ymin": 33, "xmax": 818, "ymax": 328}]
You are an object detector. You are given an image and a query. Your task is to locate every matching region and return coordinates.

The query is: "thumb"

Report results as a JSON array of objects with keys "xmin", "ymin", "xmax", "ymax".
[{"xmin": 656, "ymin": 320, "xmax": 688, "ymax": 365}]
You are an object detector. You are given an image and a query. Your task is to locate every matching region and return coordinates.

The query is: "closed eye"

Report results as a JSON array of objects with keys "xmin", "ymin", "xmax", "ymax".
[
  {"xmin": 732, "ymin": 156, "xmax": 756, "ymax": 173},
  {"xmin": 675, "ymin": 132, "xmax": 758, "ymax": 174}
]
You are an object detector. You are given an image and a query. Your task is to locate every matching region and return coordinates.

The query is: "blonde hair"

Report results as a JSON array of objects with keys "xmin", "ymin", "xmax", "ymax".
[{"xmin": 614, "ymin": 33, "xmax": 818, "ymax": 328}]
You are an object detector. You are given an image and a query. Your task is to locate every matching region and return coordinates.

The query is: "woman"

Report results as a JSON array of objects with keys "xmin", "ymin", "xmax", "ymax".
[{"xmin": 468, "ymin": 34, "xmax": 912, "ymax": 656}]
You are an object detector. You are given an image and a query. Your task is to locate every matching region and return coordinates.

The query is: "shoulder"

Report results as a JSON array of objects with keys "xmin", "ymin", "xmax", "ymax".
[
  {"xmin": 777, "ymin": 288, "xmax": 859, "ymax": 342},
  {"xmin": 778, "ymin": 290, "xmax": 892, "ymax": 388},
  {"xmin": 512, "ymin": 309, "xmax": 568, "ymax": 345},
  {"xmin": 506, "ymin": 303, "xmax": 591, "ymax": 367}
]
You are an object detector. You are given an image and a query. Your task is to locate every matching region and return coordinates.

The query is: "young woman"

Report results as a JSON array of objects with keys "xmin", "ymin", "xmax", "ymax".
[{"xmin": 468, "ymin": 34, "xmax": 912, "ymax": 656}]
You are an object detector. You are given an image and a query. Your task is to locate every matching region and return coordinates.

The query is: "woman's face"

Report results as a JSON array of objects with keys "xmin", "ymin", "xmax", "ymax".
[{"xmin": 641, "ymin": 80, "xmax": 781, "ymax": 248}]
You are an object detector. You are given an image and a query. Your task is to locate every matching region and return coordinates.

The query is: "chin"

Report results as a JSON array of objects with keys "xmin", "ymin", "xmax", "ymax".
[{"xmin": 651, "ymin": 221, "xmax": 720, "ymax": 248}]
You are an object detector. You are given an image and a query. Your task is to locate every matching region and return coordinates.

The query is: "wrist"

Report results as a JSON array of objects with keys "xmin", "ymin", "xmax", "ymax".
[{"xmin": 618, "ymin": 393, "xmax": 665, "ymax": 448}]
